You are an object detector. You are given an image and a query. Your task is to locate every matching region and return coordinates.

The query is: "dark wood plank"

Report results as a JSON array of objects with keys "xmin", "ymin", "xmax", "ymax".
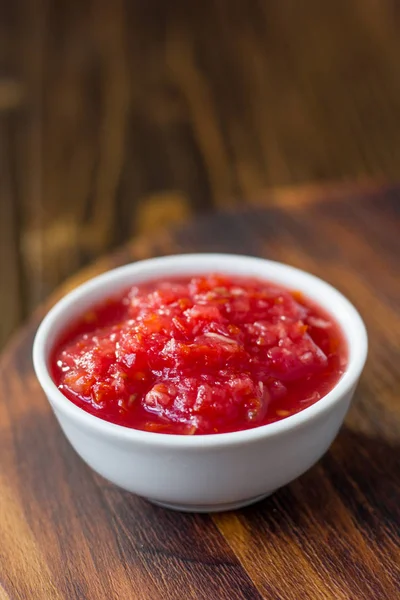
[
  {"xmin": 0, "ymin": 118, "xmax": 22, "ymax": 345},
  {"xmin": 4, "ymin": 0, "xmax": 400, "ymax": 345},
  {"xmin": 1, "ymin": 184, "xmax": 399, "ymax": 598}
]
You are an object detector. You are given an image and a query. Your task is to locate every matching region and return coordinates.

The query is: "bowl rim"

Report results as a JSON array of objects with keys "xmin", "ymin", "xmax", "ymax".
[{"xmin": 33, "ymin": 253, "xmax": 368, "ymax": 448}]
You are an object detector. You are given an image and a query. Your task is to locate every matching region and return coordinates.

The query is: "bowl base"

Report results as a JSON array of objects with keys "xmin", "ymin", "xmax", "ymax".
[{"xmin": 147, "ymin": 491, "xmax": 274, "ymax": 513}]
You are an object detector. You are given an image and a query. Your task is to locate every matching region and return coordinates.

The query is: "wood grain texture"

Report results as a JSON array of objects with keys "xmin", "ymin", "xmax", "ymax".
[
  {"xmin": 3, "ymin": 0, "xmax": 400, "ymax": 346},
  {"xmin": 1, "ymin": 184, "xmax": 399, "ymax": 600}
]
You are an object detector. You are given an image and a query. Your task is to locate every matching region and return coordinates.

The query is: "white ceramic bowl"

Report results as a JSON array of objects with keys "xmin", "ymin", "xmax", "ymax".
[{"xmin": 33, "ymin": 254, "xmax": 368, "ymax": 512}]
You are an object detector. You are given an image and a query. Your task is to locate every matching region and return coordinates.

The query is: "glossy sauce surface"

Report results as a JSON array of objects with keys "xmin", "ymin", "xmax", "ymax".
[{"xmin": 51, "ymin": 274, "xmax": 348, "ymax": 434}]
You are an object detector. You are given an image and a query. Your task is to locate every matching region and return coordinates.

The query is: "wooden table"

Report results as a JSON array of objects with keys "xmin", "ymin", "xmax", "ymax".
[
  {"xmin": 1, "ymin": 184, "xmax": 399, "ymax": 599},
  {"xmin": 4, "ymin": 0, "xmax": 400, "ymax": 348}
]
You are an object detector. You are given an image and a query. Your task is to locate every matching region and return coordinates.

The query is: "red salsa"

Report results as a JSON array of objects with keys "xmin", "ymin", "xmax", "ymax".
[{"xmin": 51, "ymin": 274, "xmax": 347, "ymax": 435}]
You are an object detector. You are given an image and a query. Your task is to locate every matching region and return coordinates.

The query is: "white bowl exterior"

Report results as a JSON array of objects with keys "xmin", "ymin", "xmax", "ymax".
[
  {"xmin": 33, "ymin": 254, "xmax": 368, "ymax": 509},
  {"xmin": 50, "ymin": 386, "xmax": 356, "ymax": 506}
]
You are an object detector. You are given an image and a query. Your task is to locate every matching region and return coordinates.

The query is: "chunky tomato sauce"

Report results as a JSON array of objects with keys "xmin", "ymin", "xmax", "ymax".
[{"xmin": 51, "ymin": 274, "xmax": 347, "ymax": 435}]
